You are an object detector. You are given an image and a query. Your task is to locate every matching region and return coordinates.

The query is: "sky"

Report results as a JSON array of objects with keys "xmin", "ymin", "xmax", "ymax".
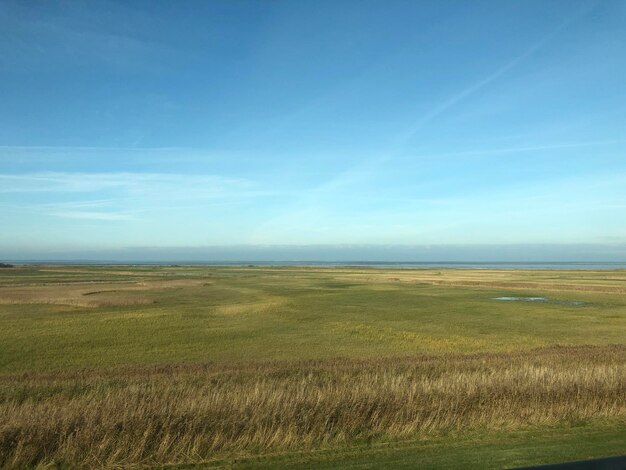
[{"xmin": 1, "ymin": 0, "xmax": 626, "ymax": 261}]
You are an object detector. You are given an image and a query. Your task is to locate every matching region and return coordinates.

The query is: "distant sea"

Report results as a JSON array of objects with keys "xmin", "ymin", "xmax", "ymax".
[{"xmin": 9, "ymin": 261, "xmax": 626, "ymax": 270}]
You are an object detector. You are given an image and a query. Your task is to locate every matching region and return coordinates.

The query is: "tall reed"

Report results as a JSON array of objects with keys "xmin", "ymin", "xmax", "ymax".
[{"xmin": 0, "ymin": 345, "xmax": 624, "ymax": 468}]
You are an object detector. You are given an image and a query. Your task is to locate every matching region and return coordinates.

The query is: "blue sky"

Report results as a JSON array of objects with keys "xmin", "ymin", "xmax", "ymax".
[{"xmin": 1, "ymin": 0, "xmax": 625, "ymax": 259}]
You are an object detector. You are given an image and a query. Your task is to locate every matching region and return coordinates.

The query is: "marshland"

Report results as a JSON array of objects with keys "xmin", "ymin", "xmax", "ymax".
[
  {"xmin": 4, "ymin": 1, "xmax": 626, "ymax": 468},
  {"xmin": 0, "ymin": 265, "xmax": 624, "ymax": 468}
]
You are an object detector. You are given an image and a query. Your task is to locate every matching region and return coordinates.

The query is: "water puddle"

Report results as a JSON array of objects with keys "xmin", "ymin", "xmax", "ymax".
[
  {"xmin": 494, "ymin": 296, "xmax": 547, "ymax": 302},
  {"xmin": 493, "ymin": 297, "xmax": 587, "ymax": 306}
]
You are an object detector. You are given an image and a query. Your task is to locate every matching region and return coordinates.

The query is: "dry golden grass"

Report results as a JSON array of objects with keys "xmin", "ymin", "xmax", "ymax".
[
  {"xmin": 0, "ymin": 279, "xmax": 207, "ymax": 308},
  {"xmin": 1, "ymin": 345, "xmax": 624, "ymax": 469},
  {"xmin": 329, "ymin": 270, "xmax": 626, "ymax": 294}
]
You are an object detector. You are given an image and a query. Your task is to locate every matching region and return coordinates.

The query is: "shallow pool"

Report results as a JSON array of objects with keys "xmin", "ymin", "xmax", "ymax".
[
  {"xmin": 494, "ymin": 296, "xmax": 547, "ymax": 302},
  {"xmin": 492, "ymin": 296, "xmax": 587, "ymax": 306}
]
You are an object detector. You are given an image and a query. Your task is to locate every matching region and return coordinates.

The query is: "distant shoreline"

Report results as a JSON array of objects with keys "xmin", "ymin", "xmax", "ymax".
[{"xmin": 4, "ymin": 261, "xmax": 626, "ymax": 270}]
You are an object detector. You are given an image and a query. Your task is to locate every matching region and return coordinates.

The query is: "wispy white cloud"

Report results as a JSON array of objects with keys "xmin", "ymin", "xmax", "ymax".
[
  {"xmin": 0, "ymin": 145, "xmax": 186, "ymax": 151},
  {"xmin": 249, "ymin": 133, "xmax": 625, "ymax": 243},
  {"xmin": 0, "ymin": 1, "xmax": 167, "ymax": 71},
  {"xmin": 0, "ymin": 172, "xmax": 256, "ymax": 198},
  {"xmin": 257, "ymin": 3, "xmax": 607, "ymax": 243},
  {"xmin": 0, "ymin": 197, "xmax": 136, "ymax": 220},
  {"xmin": 38, "ymin": 199, "xmax": 124, "ymax": 209},
  {"xmin": 0, "ymin": 172, "xmax": 277, "ymax": 223},
  {"xmin": 395, "ymin": 2, "xmax": 598, "ymax": 146},
  {"xmin": 34, "ymin": 199, "xmax": 136, "ymax": 221},
  {"xmin": 406, "ymin": 138, "xmax": 626, "ymax": 160},
  {"xmin": 47, "ymin": 210, "xmax": 134, "ymax": 221}
]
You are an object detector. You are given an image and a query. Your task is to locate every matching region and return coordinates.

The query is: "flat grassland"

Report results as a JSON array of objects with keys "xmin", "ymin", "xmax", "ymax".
[{"xmin": 0, "ymin": 265, "xmax": 624, "ymax": 468}]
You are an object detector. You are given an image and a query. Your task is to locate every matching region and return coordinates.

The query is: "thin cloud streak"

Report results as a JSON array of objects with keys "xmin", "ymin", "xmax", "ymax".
[
  {"xmin": 0, "ymin": 145, "xmax": 187, "ymax": 151},
  {"xmin": 0, "ymin": 172, "xmax": 278, "ymax": 224},
  {"xmin": 48, "ymin": 211, "xmax": 134, "ymax": 221},
  {"xmin": 395, "ymin": 2, "xmax": 598, "ymax": 147},
  {"xmin": 407, "ymin": 138, "xmax": 626, "ymax": 160},
  {"xmin": 0, "ymin": 172, "xmax": 254, "ymax": 196},
  {"xmin": 0, "ymin": 200, "xmax": 136, "ymax": 222},
  {"xmin": 268, "ymin": 1, "xmax": 603, "ymax": 239}
]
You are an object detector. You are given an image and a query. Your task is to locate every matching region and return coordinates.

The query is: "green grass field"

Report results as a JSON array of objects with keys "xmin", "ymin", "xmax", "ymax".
[{"xmin": 0, "ymin": 265, "xmax": 624, "ymax": 468}]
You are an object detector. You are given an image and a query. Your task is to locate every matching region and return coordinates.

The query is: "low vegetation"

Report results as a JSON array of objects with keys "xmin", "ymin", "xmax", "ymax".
[
  {"xmin": 1, "ymin": 346, "xmax": 624, "ymax": 468},
  {"xmin": 0, "ymin": 266, "xmax": 624, "ymax": 468}
]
